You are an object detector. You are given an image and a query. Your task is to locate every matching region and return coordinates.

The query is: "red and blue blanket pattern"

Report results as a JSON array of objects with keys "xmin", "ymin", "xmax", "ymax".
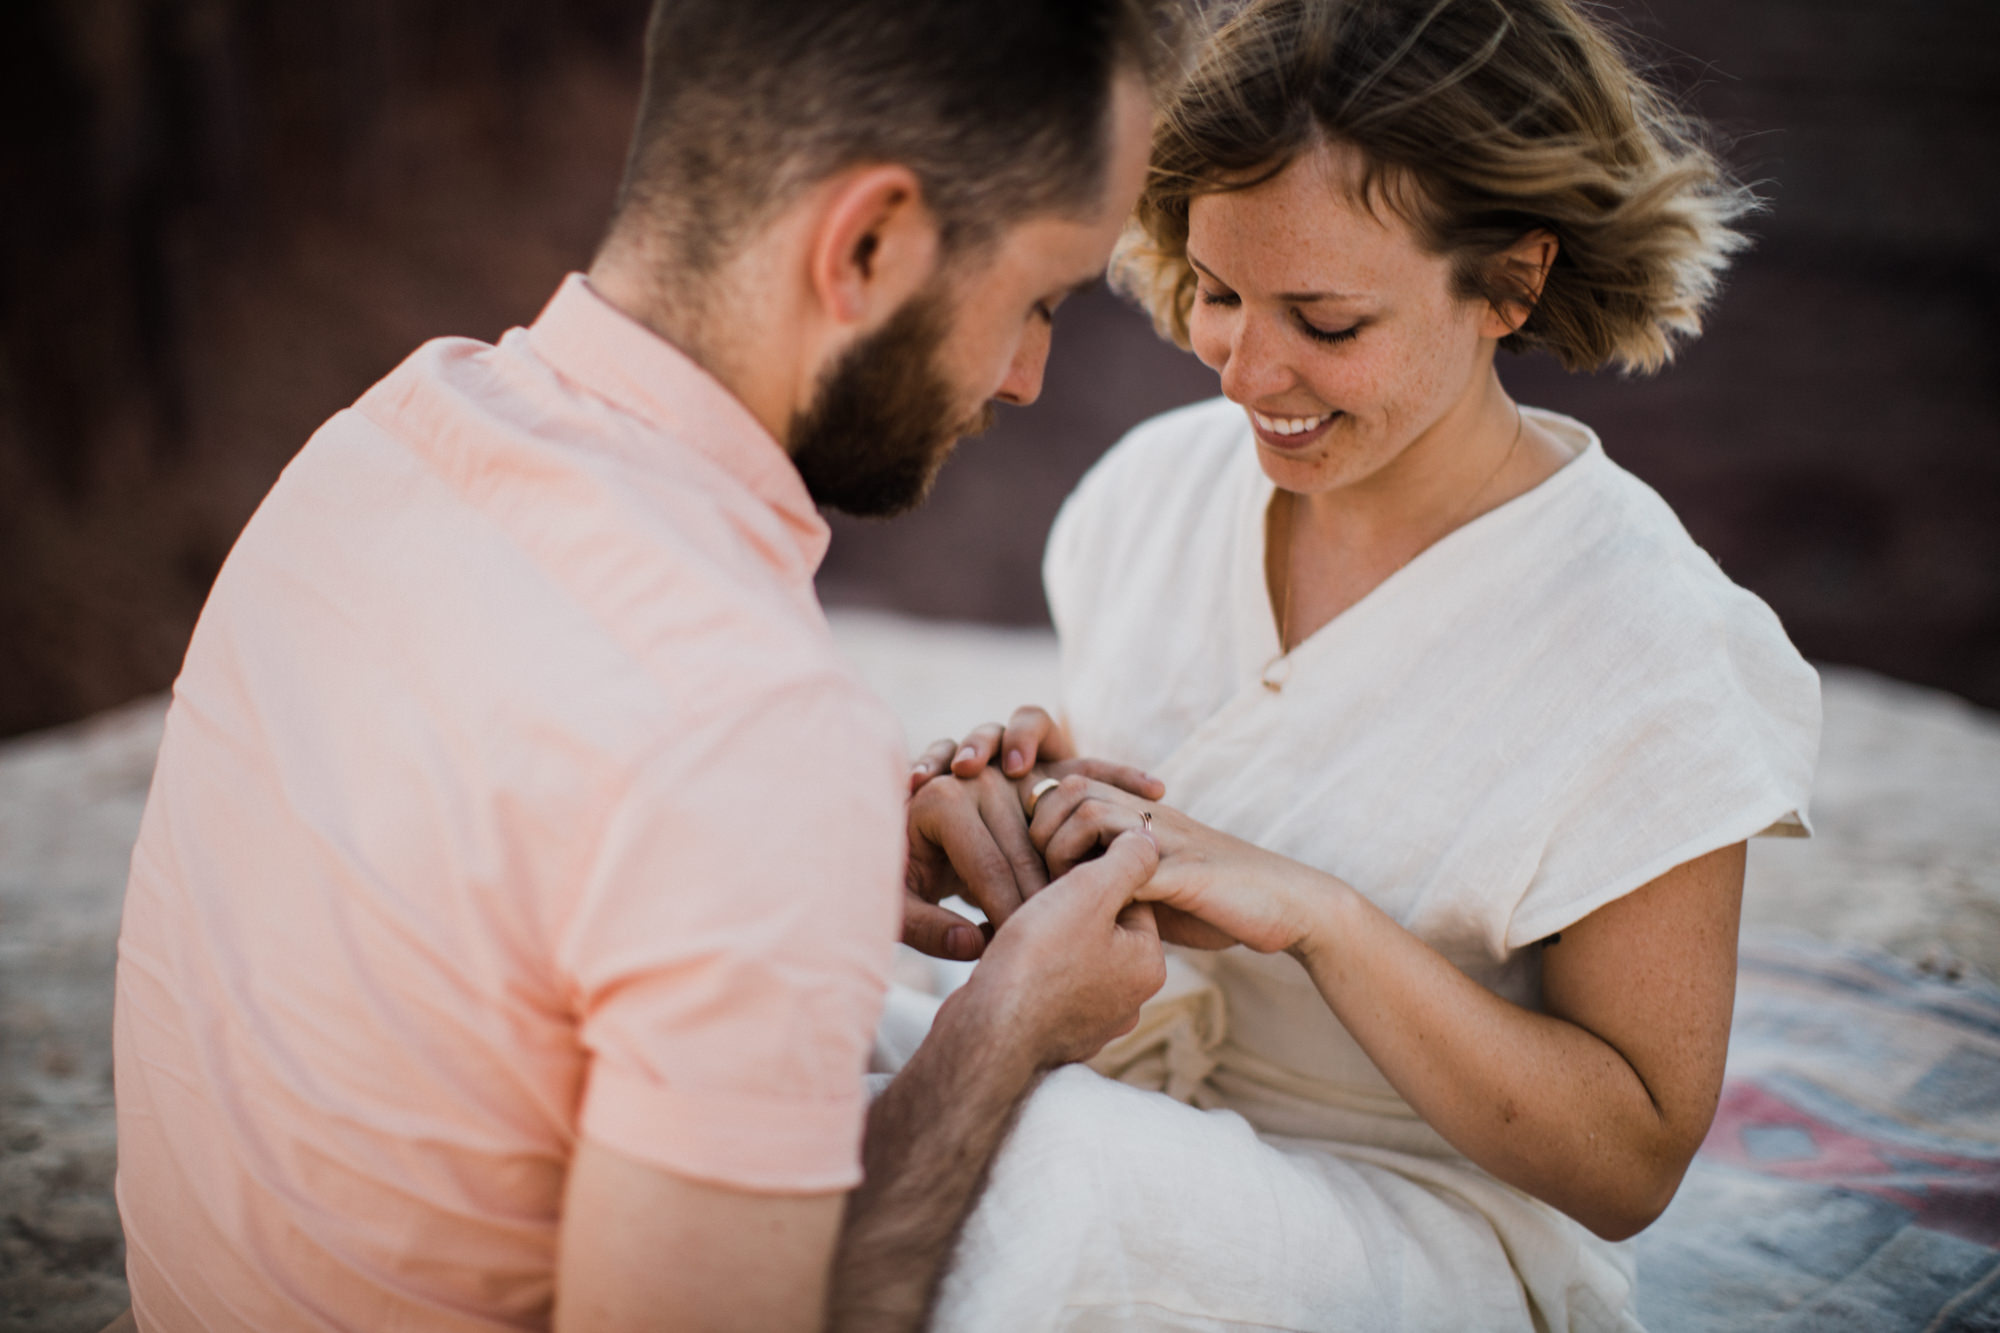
[{"xmin": 1637, "ymin": 937, "xmax": 2000, "ymax": 1330}]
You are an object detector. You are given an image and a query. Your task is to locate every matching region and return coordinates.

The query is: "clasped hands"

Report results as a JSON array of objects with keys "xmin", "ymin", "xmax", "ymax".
[{"xmin": 903, "ymin": 708, "xmax": 1292, "ymax": 963}]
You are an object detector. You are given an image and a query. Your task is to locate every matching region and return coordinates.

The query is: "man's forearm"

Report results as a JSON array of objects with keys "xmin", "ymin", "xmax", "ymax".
[{"xmin": 827, "ymin": 985, "xmax": 1040, "ymax": 1332}]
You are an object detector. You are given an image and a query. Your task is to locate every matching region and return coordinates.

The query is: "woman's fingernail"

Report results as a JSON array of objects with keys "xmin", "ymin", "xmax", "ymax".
[
  {"xmin": 955, "ymin": 746, "xmax": 977, "ymax": 766},
  {"xmin": 1005, "ymin": 749, "xmax": 1024, "ymax": 772}
]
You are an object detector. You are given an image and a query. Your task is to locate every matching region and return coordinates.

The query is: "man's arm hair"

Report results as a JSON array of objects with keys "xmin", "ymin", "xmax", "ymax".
[
  {"xmin": 829, "ymin": 829, "xmax": 1164, "ymax": 1331},
  {"xmin": 552, "ymin": 1013, "xmax": 1040, "ymax": 1333},
  {"xmin": 827, "ymin": 989, "xmax": 1039, "ymax": 1329}
]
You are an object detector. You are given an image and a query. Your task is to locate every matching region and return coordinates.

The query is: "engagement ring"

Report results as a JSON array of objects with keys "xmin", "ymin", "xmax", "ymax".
[{"xmin": 1026, "ymin": 776, "xmax": 1060, "ymax": 816}]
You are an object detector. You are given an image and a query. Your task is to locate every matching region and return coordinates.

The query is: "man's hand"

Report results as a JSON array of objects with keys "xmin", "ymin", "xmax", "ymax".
[
  {"xmin": 902, "ymin": 764, "xmax": 1048, "ymax": 960},
  {"xmin": 901, "ymin": 704, "xmax": 1167, "ymax": 962},
  {"xmin": 957, "ymin": 828, "xmax": 1168, "ymax": 1067},
  {"xmin": 830, "ymin": 830, "xmax": 1166, "ymax": 1331}
]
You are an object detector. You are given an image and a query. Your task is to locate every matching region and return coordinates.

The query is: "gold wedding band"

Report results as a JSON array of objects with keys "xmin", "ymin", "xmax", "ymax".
[{"xmin": 1026, "ymin": 776, "xmax": 1061, "ymax": 817}]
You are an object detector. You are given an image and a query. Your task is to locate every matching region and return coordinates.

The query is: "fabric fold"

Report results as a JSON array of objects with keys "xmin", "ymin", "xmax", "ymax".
[{"xmin": 1087, "ymin": 953, "xmax": 1229, "ymax": 1102}]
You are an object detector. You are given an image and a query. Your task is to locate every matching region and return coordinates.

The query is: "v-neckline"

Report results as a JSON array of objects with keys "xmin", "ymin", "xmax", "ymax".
[{"xmin": 1240, "ymin": 408, "xmax": 1603, "ymax": 685}]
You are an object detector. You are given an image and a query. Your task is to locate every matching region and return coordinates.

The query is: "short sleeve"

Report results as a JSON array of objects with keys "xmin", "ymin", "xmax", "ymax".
[
  {"xmin": 557, "ymin": 675, "xmax": 906, "ymax": 1193},
  {"xmin": 1503, "ymin": 567, "xmax": 1823, "ymax": 950}
]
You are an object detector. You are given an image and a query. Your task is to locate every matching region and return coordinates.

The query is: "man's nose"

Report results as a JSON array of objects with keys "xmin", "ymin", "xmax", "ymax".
[{"xmin": 994, "ymin": 320, "xmax": 1053, "ymax": 407}]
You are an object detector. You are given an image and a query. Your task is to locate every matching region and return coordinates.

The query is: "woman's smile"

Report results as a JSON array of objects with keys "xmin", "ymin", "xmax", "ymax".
[{"xmin": 1248, "ymin": 407, "xmax": 1341, "ymax": 451}]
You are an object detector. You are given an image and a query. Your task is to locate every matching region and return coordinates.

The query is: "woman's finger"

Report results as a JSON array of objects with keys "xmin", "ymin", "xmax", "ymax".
[
  {"xmin": 900, "ymin": 893, "xmax": 987, "ymax": 961},
  {"xmin": 1127, "ymin": 872, "xmax": 1265, "ymax": 952},
  {"xmin": 1057, "ymin": 756, "xmax": 1166, "ymax": 800},
  {"xmin": 1000, "ymin": 706, "xmax": 1063, "ymax": 776},
  {"xmin": 909, "ymin": 738, "xmax": 960, "ymax": 792},
  {"xmin": 1043, "ymin": 796, "xmax": 1141, "ymax": 879},
  {"xmin": 1024, "ymin": 774, "xmax": 1148, "ymax": 855},
  {"xmin": 1115, "ymin": 899, "xmax": 1160, "ymax": 937},
  {"xmin": 1154, "ymin": 904, "xmax": 1238, "ymax": 951},
  {"xmin": 951, "ymin": 723, "xmax": 1006, "ymax": 778}
]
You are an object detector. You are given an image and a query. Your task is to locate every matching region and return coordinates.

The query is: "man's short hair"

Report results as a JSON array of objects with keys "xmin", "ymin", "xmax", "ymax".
[{"xmin": 611, "ymin": 0, "xmax": 1185, "ymax": 276}]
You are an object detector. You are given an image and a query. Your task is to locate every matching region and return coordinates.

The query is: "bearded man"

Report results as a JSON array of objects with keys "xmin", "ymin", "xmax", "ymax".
[{"xmin": 110, "ymin": 2, "xmax": 1180, "ymax": 1328}]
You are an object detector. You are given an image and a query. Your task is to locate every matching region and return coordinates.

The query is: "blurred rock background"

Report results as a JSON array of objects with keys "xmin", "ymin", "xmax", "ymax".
[{"xmin": 3, "ymin": 0, "xmax": 1998, "ymax": 740}]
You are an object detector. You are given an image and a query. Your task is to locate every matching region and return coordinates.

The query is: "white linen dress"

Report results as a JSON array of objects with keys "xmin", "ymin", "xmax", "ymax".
[{"xmin": 928, "ymin": 399, "xmax": 1821, "ymax": 1332}]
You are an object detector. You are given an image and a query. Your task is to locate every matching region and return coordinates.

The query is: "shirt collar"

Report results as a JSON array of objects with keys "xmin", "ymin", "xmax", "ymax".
[{"xmin": 523, "ymin": 273, "xmax": 830, "ymax": 572}]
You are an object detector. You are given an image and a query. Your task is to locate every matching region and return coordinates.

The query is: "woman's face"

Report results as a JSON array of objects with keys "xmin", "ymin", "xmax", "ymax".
[{"xmin": 1185, "ymin": 141, "xmax": 1507, "ymax": 497}]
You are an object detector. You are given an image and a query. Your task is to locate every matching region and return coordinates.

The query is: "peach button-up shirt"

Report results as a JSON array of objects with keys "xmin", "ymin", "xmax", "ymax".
[{"xmin": 113, "ymin": 275, "xmax": 907, "ymax": 1330}]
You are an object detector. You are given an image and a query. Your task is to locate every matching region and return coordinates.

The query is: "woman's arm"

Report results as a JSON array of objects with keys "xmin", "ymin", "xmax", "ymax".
[
  {"xmin": 1290, "ymin": 842, "xmax": 1741, "ymax": 1240},
  {"xmin": 1025, "ymin": 776, "xmax": 1742, "ymax": 1241}
]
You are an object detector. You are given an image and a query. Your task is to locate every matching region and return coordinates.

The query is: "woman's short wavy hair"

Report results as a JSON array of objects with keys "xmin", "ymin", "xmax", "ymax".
[{"xmin": 1114, "ymin": 0, "xmax": 1758, "ymax": 373}]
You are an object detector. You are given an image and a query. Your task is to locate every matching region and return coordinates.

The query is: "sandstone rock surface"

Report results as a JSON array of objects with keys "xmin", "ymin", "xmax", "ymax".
[
  {"xmin": 2, "ymin": 614, "xmax": 1995, "ymax": 1329},
  {"xmin": 1, "ymin": 697, "xmax": 162, "ymax": 1332}
]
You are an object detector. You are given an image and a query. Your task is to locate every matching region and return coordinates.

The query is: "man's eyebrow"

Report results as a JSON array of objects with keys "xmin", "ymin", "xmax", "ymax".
[{"xmin": 1186, "ymin": 248, "xmax": 1358, "ymax": 304}]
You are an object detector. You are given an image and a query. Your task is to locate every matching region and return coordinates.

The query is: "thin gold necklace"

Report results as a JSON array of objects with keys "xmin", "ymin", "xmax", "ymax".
[{"xmin": 1261, "ymin": 403, "xmax": 1525, "ymax": 693}]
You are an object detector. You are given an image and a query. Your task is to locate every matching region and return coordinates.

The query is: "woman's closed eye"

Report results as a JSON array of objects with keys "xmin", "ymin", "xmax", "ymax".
[
  {"xmin": 1295, "ymin": 313, "xmax": 1361, "ymax": 345},
  {"xmin": 1198, "ymin": 286, "xmax": 1359, "ymax": 346}
]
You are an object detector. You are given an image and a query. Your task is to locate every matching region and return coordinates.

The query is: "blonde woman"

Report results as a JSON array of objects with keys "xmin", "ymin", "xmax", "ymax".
[{"xmin": 905, "ymin": 0, "xmax": 1820, "ymax": 1327}]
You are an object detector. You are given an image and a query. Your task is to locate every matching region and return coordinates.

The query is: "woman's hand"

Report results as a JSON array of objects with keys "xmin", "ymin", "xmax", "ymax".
[
  {"xmin": 907, "ymin": 705, "xmax": 1165, "ymax": 801},
  {"xmin": 1021, "ymin": 775, "xmax": 1325, "ymax": 955}
]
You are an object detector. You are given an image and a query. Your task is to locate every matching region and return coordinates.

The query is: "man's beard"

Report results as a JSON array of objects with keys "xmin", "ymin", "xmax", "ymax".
[{"xmin": 788, "ymin": 285, "xmax": 997, "ymax": 518}]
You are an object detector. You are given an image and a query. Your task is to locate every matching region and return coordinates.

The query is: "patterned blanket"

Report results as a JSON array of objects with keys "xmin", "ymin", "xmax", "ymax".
[{"xmin": 1637, "ymin": 936, "xmax": 2000, "ymax": 1330}]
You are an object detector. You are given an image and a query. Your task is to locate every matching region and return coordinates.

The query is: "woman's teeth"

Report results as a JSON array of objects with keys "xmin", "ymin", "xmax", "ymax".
[{"xmin": 1252, "ymin": 410, "xmax": 1333, "ymax": 437}]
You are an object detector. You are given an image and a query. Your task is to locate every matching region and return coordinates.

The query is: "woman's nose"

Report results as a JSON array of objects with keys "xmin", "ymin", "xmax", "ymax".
[{"xmin": 1216, "ymin": 315, "xmax": 1293, "ymax": 406}]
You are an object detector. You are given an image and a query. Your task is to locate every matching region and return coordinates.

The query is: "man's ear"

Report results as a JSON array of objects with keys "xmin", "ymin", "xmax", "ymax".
[
  {"xmin": 807, "ymin": 164, "xmax": 942, "ymax": 330},
  {"xmin": 1481, "ymin": 228, "xmax": 1559, "ymax": 338}
]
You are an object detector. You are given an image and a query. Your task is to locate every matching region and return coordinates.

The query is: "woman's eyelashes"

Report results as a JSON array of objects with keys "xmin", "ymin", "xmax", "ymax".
[
  {"xmin": 1198, "ymin": 287, "xmax": 1360, "ymax": 346},
  {"xmin": 1295, "ymin": 314, "xmax": 1361, "ymax": 345}
]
